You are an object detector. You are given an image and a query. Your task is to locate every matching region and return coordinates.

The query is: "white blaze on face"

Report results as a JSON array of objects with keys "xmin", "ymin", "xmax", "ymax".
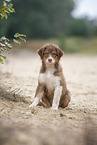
[{"xmin": 46, "ymin": 54, "xmax": 55, "ymax": 64}]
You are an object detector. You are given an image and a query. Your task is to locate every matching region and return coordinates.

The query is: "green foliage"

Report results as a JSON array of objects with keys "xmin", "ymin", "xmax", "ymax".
[
  {"xmin": 0, "ymin": 36, "xmax": 11, "ymax": 64},
  {"xmin": 0, "ymin": 0, "xmax": 26, "ymax": 64},
  {"xmin": 0, "ymin": 0, "xmax": 15, "ymax": 19},
  {"xmin": 92, "ymin": 19, "xmax": 97, "ymax": 36},
  {"xmin": 0, "ymin": 0, "xmax": 96, "ymax": 39},
  {"xmin": 58, "ymin": 36, "xmax": 97, "ymax": 54},
  {"xmin": 14, "ymin": 33, "xmax": 26, "ymax": 42},
  {"xmin": 68, "ymin": 17, "xmax": 93, "ymax": 37},
  {"xmin": 0, "ymin": 0, "xmax": 75, "ymax": 38},
  {"xmin": 0, "ymin": 33, "xmax": 26, "ymax": 63},
  {"xmin": 58, "ymin": 33, "xmax": 67, "ymax": 51}
]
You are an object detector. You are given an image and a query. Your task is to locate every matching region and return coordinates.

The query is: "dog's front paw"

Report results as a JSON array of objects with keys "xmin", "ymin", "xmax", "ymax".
[
  {"xmin": 29, "ymin": 103, "xmax": 36, "ymax": 108},
  {"xmin": 51, "ymin": 106, "xmax": 58, "ymax": 110}
]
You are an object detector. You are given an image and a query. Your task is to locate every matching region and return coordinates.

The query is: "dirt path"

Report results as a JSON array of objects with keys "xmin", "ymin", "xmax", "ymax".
[{"xmin": 0, "ymin": 51, "xmax": 97, "ymax": 145}]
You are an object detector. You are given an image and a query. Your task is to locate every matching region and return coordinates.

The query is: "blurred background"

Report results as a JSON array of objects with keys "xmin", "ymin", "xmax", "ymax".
[
  {"xmin": 0, "ymin": 1, "xmax": 97, "ymax": 145},
  {"xmin": 0, "ymin": 0, "xmax": 97, "ymax": 53}
]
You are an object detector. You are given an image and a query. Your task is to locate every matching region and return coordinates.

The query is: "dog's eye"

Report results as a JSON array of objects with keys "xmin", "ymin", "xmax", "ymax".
[
  {"xmin": 44, "ymin": 53, "xmax": 48, "ymax": 58},
  {"xmin": 52, "ymin": 53, "xmax": 57, "ymax": 58}
]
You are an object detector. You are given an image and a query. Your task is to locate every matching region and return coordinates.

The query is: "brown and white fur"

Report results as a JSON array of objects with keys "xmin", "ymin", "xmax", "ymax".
[{"xmin": 29, "ymin": 44, "xmax": 71, "ymax": 110}]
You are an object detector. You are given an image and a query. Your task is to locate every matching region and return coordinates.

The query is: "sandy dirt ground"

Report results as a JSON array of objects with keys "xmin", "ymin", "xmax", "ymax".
[{"xmin": 0, "ymin": 50, "xmax": 97, "ymax": 145}]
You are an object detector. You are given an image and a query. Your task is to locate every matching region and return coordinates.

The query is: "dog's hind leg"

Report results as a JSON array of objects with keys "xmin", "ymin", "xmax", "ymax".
[{"xmin": 59, "ymin": 90, "xmax": 71, "ymax": 108}]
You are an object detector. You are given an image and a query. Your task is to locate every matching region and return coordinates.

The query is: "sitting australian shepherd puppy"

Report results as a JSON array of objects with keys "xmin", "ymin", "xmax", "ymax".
[{"xmin": 30, "ymin": 44, "xmax": 71, "ymax": 110}]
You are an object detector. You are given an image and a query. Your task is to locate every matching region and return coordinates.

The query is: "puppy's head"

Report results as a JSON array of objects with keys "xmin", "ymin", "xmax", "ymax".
[{"xmin": 37, "ymin": 44, "xmax": 64, "ymax": 64}]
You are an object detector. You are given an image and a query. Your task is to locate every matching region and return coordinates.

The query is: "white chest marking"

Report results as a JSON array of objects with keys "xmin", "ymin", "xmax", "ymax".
[{"xmin": 39, "ymin": 70, "xmax": 60, "ymax": 91}]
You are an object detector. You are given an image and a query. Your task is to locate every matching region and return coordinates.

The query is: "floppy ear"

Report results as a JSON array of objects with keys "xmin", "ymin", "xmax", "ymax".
[
  {"xmin": 37, "ymin": 46, "xmax": 46, "ymax": 58},
  {"xmin": 56, "ymin": 47, "xmax": 64, "ymax": 59}
]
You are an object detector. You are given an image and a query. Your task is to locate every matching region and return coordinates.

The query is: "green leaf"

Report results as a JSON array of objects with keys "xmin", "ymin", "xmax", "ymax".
[
  {"xmin": 5, "ymin": 0, "xmax": 11, "ymax": 2},
  {"xmin": 14, "ymin": 33, "xmax": 26, "ymax": 38},
  {"xmin": 0, "ymin": 42, "xmax": 6, "ymax": 47},
  {"xmin": 1, "ymin": 5, "xmax": 8, "ymax": 10},
  {"xmin": 8, "ymin": 8, "xmax": 14, "ymax": 13},
  {"xmin": 0, "ymin": 36, "xmax": 9, "ymax": 41},
  {"xmin": 0, "ymin": 58, "xmax": 3, "ymax": 64},
  {"xmin": 0, "ymin": 48, "xmax": 4, "ymax": 51},
  {"xmin": 1, "ymin": 11, "xmax": 8, "ymax": 19},
  {"xmin": 14, "ymin": 33, "xmax": 20, "ymax": 38},
  {"xmin": 7, "ymin": 43, "xmax": 12, "ymax": 49},
  {"xmin": 5, "ymin": 42, "xmax": 12, "ymax": 49},
  {"xmin": 19, "ymin": 37, "xmax": 26, "ymax": 42},
  {"xmin": 7, "ymin": 50, "xmax": 10, "ymax": 54},
  {"xmin": 2, "ymin": 56, "xmax": 7, "ymax": 59},
  {"xmin": 10, "ymin": 8, "xmax": 15, "ymax": 12},
  {"xmin": 8, "ymin": 3, "xmax": 13, "ymax": 8},
  {"xmin": 13, "ymin": 39, "xmax": 20, "ymax": 45}
]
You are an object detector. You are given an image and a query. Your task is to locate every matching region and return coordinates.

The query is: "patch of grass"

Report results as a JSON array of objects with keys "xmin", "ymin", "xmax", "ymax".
[
  {"xmin": 0, "ymin": 86, "xmax": 30, "ymax": 104},
  {"xmin": 12, "ymin": 37, "xmax": 97, "ymax": 54},
  {"xmin": 61, "ymin": 37, "xmax": 97, "ymax": 54},
  {"xmin": 58, "ymin": 36, "xmax": 97, "ymax": 53}
]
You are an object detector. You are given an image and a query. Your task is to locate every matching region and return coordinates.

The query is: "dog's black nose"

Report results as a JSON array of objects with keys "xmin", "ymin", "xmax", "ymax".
[{"xmin": 48, "ymin": 58, "xmax": 52, "ymax": 62}]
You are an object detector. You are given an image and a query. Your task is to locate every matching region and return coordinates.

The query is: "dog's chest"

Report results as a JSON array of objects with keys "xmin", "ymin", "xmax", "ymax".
[{"xmin": 39, "ymin": 70, "xmax": 60, "ymax": 91}]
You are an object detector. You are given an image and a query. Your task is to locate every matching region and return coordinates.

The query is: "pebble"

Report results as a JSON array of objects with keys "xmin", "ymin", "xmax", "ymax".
[
  {"xmin": 31, "ymin": 109, "xmax": 35, "ymax": 114},
  {"xmin": 60, "ymin": 113, "xmax": 66, "ymax": 117}
]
